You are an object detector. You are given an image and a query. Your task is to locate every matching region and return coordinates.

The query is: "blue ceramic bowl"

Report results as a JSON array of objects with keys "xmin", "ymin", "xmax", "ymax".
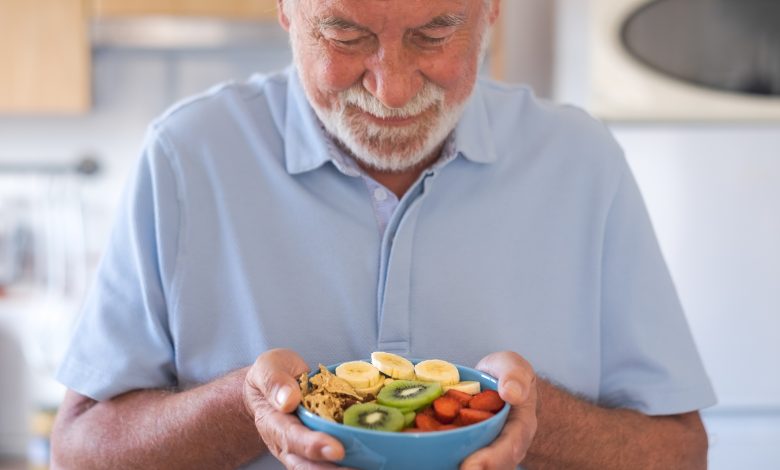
[{"xmin": 297, "ymin": 360, "xmax": 510, "ymax": 470}]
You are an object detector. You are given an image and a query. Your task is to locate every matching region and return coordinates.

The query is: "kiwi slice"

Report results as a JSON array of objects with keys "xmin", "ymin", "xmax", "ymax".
[
  {"xmin": 343, "ymin": 403, "xmax": 405, "ymax": 432},
  {"xmin": 377, "ymin": 380, "xmax": 442, "ymax": 410},
  {"xmin": 402, "ymin": 410, "xmax": 416, "ymax": 428}
]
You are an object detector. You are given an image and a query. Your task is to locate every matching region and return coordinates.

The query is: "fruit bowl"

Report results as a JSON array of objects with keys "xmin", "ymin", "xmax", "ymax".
[{"xmin": 297, "ymin": 359, "xmax": 510, "ymax": 470}]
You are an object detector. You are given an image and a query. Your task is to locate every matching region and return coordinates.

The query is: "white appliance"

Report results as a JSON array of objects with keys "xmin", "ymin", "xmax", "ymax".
[{"xmin": 589, "ymin": 0, "xmax": 780, "ymax": 121}]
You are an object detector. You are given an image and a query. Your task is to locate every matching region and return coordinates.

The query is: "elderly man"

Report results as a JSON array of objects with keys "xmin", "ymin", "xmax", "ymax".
[{"xmin": 51, "ymin": 0, "xmax": 715, "ymax": 468}]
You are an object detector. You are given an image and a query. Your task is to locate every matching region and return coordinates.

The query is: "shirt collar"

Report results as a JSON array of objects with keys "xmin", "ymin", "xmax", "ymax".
[
  {"xmin": 284, "ymin": 67, "xmax": 498, "ymax": 175},
  {"xmin": 284, "ymin": 67, "xmax": 333, "ymax": 175},
  {"xmin": 453, "ymin": 82, "xmax": 498, "ymax": 165}
]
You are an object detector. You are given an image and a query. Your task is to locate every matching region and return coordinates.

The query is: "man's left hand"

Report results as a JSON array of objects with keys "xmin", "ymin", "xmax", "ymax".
[{"xmin": 460, "ymin": 351, "xmax": 538, "ymax": 470}]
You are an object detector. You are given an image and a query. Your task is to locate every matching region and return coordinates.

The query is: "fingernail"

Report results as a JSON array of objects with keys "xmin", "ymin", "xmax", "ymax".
[
  {"xmin": 275, "ymin": 386, "xmax": 291, "ymax": 407},
  {"xmin": 322, "ymin": 445, "xmax": 339, "ymax": 460},
  {"xmin": 504, "ymin": 380, "xmax": 524, "ymax": 402}
]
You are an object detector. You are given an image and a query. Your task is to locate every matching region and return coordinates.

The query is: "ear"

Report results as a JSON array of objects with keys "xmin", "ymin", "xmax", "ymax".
[
  {"xmin": 277, "ymin": 0, "xmax": 291, "ymax": 32},
  {"xmin": 487, "ymin": 0, "xmax": 501, "ymax": 26}
]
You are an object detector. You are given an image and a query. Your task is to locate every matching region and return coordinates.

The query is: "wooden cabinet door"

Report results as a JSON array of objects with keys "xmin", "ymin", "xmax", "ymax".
[
  {"xmin": 0, "ymin": 0, "xmax": 91, "ymax": 113},
  {"xmin": 92, "ymin": 0, "xmax": 279, "ymax": 20}
]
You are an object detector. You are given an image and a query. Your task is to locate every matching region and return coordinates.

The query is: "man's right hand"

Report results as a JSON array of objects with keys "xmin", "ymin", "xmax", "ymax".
[{"xmin": 243, "ymin": 348, "xmax": 348, "ymax": 469}]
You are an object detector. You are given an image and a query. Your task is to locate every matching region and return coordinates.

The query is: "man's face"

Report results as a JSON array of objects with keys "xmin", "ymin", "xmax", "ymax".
[{"xmin": 281, "ymin": 0, "xmax": 496, "ymax": 172}]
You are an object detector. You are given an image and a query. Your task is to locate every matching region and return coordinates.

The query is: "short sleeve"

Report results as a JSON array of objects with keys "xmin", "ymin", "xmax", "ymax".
[
  {"xmin": 599, "ymin": 163, "xmax": 717, "ymax": 415},
  {"xmin": 56, "ymin": 127, "xmax": 181, "ymax": 401}
]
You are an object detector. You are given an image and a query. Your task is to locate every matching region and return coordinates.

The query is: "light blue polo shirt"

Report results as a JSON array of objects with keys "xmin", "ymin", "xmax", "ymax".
[{"xmin": 57, "ymin": 67, "xmax": 715, "ymax": 468}]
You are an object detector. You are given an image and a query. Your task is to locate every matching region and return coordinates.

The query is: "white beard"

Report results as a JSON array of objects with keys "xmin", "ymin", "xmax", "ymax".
[
  {"xmin": 290, "ymin": 23, "xmax": 491, "ymax": 172},
  {"xmin": 311, "ymin": 81, "xmax": 468, "ymax": 172}
]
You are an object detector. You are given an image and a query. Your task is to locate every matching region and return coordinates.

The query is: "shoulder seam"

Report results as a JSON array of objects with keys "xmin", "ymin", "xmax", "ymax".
[
  {"xmin": 151, "ymin": 75, "xmax": 277, "ymax": 128},
  {"xmin": 154, "ymin": 128, "xmax": 186, "ymax": 377}
]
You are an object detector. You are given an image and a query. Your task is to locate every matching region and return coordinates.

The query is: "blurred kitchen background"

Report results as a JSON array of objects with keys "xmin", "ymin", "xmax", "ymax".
[{"xmin": 0, "ymin": 0, "xmax": 778, "ymax": 468}]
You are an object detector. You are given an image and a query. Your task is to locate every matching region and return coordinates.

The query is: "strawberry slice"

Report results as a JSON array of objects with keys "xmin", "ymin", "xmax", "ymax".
[
  {"xmin": 433, "ymin": 396, "xmax": 461, "ymax": 424},
  {"xmin": 438, "ymin": 424, "xmax": 458, "ymax": 431},
  {"xmin": 415, "ymin": 413, "xmax": 442, "ymax": 431},
  {"xmin": 459, "ymin": 408, "xmax": 495, "ymax": 426},
  {"xmin": 444, "ymin": 389, "xmax": 473, "ymax": 407},
  {"xmin": 468, "ymin": 390, "xmax": 505, "ymax": 413}
]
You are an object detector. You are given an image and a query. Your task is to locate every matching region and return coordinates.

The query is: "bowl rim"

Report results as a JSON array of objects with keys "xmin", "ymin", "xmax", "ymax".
[{"xmin": 296, "ymin": 359, "xmax": 510, "ymax": 437}]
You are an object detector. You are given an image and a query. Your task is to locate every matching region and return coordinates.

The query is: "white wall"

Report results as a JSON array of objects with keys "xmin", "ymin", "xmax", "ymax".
[{"xmin": 549, "ymin": 0, "xmax": 780, "ymax": 466}]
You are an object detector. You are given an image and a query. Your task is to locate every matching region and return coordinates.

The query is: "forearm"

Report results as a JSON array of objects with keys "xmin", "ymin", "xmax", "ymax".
[
  {"xmin": 51, "ymin": 367, "xmax": 266, "ymax": 470},
  {"xmin": 522, "ymin": 379, "xmax": 708, "ymax": 470}
]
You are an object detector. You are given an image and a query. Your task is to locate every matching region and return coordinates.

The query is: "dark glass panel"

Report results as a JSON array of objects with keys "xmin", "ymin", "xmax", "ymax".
[{"xmin": 622, "ymin": 0, "xmax": 780, "ymax": 96}]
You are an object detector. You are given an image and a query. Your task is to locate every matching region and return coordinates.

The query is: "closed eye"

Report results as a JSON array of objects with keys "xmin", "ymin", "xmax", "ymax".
[
  {"xmin": 413, "ymin": 12, "xmax": 463, "ymax": 47},
  {"xmin": 417, "ymin": 35, "xmax": 449, "ymax": 45},
  {"xmin": 334, "ymin": 37, "xmax": 369, "ymax": 46},
  {"xmin": 412, "ymin": 31, "xmax": 453, "ymax": 48}
]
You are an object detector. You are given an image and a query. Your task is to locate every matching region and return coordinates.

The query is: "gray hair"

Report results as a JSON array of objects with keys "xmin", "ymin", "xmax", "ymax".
[
  {"xmin": 280, "ymin": 0, "xmax": 295, "ymax": 16},
  {"xmin": 282, "ymin": 0, "xmax": 494, "ymax": 18}
]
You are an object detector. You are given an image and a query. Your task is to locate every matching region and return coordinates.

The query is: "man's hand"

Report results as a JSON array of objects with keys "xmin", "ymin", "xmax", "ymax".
[
  {"xmin": 243, "ymin": 348, "xmax": 348, "ymax": 469},
  {"xmin": 461, "ymin": 351, "xmax": 538, "ymax": 470}
]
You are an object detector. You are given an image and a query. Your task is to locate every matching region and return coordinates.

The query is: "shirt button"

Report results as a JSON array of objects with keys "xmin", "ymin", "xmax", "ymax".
[{"xmin": 373, "ymin": 187, "xmax": 389, "ymax": 202}]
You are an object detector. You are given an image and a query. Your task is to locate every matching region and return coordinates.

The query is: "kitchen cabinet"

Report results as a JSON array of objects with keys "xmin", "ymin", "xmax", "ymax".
[
  {"xmin": 91, "ymin": 0, "xmax": 279, "ymax": 20},
  {"xmin": 0, "ymin": 0, "xmax": 278, "ymax": 115},
  {"xmin": 0, "ymin": 0, "xmax": 91, "ymax": 114}
]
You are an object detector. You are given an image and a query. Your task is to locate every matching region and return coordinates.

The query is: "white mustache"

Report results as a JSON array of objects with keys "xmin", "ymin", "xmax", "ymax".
[{"xmin": 340, "ymin": 81, "xmax": 445, "ymax": 119}]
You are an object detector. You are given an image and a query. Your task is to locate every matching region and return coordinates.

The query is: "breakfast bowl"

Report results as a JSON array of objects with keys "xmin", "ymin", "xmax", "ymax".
[{"xmin": 297, "ymin": 356, "xmax": 510, "ymax": 470}]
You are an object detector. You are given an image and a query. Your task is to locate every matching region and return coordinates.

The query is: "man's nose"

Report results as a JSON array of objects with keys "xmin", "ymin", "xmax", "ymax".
[{"xmin": 363, "ymin": 45, "xmax": 424, "ymax": 110}]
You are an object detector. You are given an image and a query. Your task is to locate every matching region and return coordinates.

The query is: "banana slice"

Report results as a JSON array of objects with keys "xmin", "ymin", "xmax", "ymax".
[
  {"xmin": 370, "ymin": 352, "xmax": 416, "ymax": 380},
  {"xmin": 335, "ymin": 360, "xmax": 381, "ymax": 389},
  {"xmin": 354, "ymin": 380, "xmax": 384, "ymax": 398},
  {"xmin": 414, "ymin": 359, "xmax": 459, "ymax": 386},
  {"xmin": 443, "ymin": 380, "xmax": 481, "ymax": 395}
]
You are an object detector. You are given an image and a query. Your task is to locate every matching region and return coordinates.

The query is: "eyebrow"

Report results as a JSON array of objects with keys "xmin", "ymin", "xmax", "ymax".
[
  {"xmin": 317, "ymin": 16, "xmax": 370, "ymax": 33},
  {"xmin": 316, "ymin": 12, "xmax": 467, "ymax": 33},
  {"xmin": 419, "ymin": 13, "xmax": 467, "ymax": 30}
]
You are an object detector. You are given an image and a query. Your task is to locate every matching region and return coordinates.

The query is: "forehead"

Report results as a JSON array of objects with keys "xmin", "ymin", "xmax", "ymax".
[{"xmin": 299, "ymin": 0, "xmax": 478, "ymax": 30}]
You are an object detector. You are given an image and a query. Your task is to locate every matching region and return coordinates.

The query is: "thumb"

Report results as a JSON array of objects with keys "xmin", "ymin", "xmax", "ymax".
[
  {"xmin": 476, "ymin": 351, "xmax": 535, "ymax": 405},
  {"xmin": 245, "ymin": 348, "xmax": 309, "ymax": 413}
]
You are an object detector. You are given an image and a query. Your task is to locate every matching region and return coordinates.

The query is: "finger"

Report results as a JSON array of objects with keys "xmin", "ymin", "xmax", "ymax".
[
  {"xmin": 282, "ymin": 452, "xmax": 352, "ymax": 470},
  {"xmin": 246, "ymin": 348, "xmax": 310, "ymax": 413},
  {"xmin": 254, "ymin": 399, "xmax": 346, "ymax": 463},
  {"xmin": 460, "ymin": 401, "xmax": 537, "ymax": 469},
  {"xmin": 475, "ymin": 351, "xmax": 535, "ymax": 405}
]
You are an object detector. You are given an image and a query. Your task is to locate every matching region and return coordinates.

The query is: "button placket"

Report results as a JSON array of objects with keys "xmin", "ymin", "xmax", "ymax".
[
  {"xmin": 376, "ymin": 203, "xmax": 422, "ymax": 353},
  {"xmin": 375, "ymin": 177, "xmax": 433, "ymax": 353}
]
